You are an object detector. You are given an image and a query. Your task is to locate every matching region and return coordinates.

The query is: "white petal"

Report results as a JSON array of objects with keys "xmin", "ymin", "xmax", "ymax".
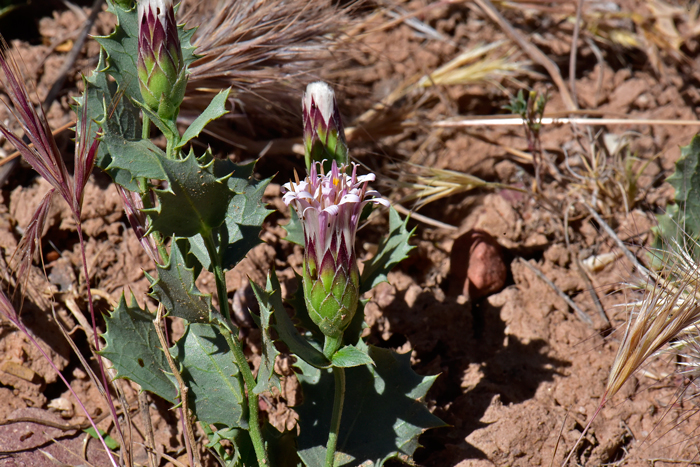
[{"xmin": 304, "ymin": 82, "xmax": 336, "ymax": 124}]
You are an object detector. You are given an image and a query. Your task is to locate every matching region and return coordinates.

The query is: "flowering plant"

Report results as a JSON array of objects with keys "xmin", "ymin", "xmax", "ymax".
[{"xmin": 0, "ymin": 0, "xmax": 441, "ymax": 465}]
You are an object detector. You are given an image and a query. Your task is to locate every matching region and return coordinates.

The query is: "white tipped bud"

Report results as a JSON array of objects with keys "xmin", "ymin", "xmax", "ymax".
[{"xmin": 303, "ymin": 81, "xmax": 335, "ymax": 124}]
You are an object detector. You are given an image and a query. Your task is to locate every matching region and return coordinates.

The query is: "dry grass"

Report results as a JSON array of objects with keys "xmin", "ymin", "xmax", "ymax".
[
  {"xmin": 179, "ymin": 0, "xmax": 360, "ymax": 144},
  {"xmin": 606, "ymin": 239, "xmax": 700, "ymax": 401}
]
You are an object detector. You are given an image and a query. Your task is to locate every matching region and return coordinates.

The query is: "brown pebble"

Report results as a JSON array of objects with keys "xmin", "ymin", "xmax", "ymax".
[
  {"xmin": 45, "ymin": 251, "xmax": 60, "ymax": 262},
  {"xmin": 449, "ymin": 229, "xmax": 507, "ymax": 299}
]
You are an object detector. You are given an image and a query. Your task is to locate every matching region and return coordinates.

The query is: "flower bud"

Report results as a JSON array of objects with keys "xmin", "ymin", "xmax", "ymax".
[
  {"xmin": 302, "ymin": 82, "xmax": 348, "ymax": 171},
  {"xmin": 137, "ymin": 0, "xmax": 186, "ymax": 121}
]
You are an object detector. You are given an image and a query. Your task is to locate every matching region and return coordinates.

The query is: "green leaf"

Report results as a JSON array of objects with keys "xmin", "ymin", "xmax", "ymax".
[
  {"xmin": 103, "ymin": 136, "xmax": 169, "ymax": 182},
  {"xmin": 147, "ymin": 240, "xmax": 212, "ymax": 323},
  {"xmin": 360, "ymin": 206, "xmax": 415, "ymax": 294},
  {"xmin": 249, "ymin": 274, "xmax": 281, "ymax": 395},
  {"xmin": 84, "ymin": 428, "xmax": 120, "ymax": 450},
  {"xmin": 135, "ymin": 100, "xmax": 179, "ymax": 142},
  {"xmin": 81, "ymin": 52, "xmax": 143, "ymax": 191},
  {"xmin": 331, "ymin": 345, "xmax": 374, "ymax": 368},
  {"xmin": 94, "ymin": 4, "xmax": 141, "ymax": 102},
  {"xmin": 250, "ymin": 271, "xmax": 330, "ymax": 370},
  {"xmin": 661, "ymin": 135, "xmax": 700, "ymax": 243},
  {"xmin": 146, "ymin": 152, "xmax": 233, "ymax": 238},
  {"xmin": 283, "ymin": 208, "xmax": 305, "ymax": 246},
  {"xmin": 171, "ymin": 323, "xmax": 247, "ymax": 428},
  {"xmin": 187, "ymin": 160, "xmax": 271, "ymax": 271},
  {"xmin": 295, "ymin": 346, "xmax": 444, "ymax": 467},
  {"xmin": 100, "ymin": 294, "xmax": 177, "ymax": 403},
  {"xmin": 176, "ymin": 89, "xmax": 231, "ymax": 150}
]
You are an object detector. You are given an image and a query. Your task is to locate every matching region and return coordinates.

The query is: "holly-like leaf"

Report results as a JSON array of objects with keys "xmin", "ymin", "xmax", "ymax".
[
  {"xmin": 658, "ymin": 135, "xmax": 700, "ymax": 246},
  {"xmin": 360, "ymin": 206, "xmax": 415, "ymax": 294},
  {"xmin": 248, "ymin": 274, "xmax": 281, "ymax": 395},
  {"xmin": 147, "ymin": 240, "xmax": 212, "ymax": 322},
  {"xmin": 100, "ymin": 294, "xmax": 177, "ymax": 403},
  {"xmin": 171, "ymin": 323, "xmax": 247, "ymax": 428},
  {"xmin": 176, "ymin": 89, "xmax": 231, "ymax": 150},
  {"xmin": 250, "ymin": 271, "xmax": 329, "ymax": 370},
  {"xmin": 187, "ymin": 159, "xmax": 271, "ymax": 271},
  {"xmin": 80, "ymin": 52, "xmax": 143, "ymax": 191},
  {"xmin": 94, "ymin": 4, "xmax": 141, "ymax": 103},
  {"xmin": 146, "ymin": 152, "xmax": 232, "ymax": 238},
  {"xmin": 295, "ymin": 346, "xmax": 444, "ymax": 467}
]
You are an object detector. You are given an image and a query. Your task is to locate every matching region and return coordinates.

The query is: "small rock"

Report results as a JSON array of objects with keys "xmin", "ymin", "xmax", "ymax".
[{"xmin": 450, "ymin": 230, "xmax": 507, "ymax": 299}]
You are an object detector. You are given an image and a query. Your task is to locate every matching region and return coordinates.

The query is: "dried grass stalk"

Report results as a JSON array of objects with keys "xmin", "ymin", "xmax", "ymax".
[
  {"xmin": 180, "ymin": 0, "xmax": 357, "ymax": 141},
  {"xmin": 607, "ymin": 240, "xmax": 700, "ymax": 400}
]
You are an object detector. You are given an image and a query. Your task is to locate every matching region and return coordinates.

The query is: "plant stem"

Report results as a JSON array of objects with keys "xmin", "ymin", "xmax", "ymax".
[
  {"xmin": 142, "ymin": 114, "xmax": 151, "ymax": 140},
  {"xmin": 203, "ymin": 232, "xmax": 270, "ymax": 467},
  {"xmin": 325, "ymin": 366, "xmax": 346, "ymax": 467},
  {"xmin": 75, "ymin": 223, "xmax": 127, "ymax": 463}
]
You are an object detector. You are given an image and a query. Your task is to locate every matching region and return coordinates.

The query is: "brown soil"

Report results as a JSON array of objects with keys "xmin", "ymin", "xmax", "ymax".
[{"xmin": 1, "ymin": 1, "xmax": 700, "ymax": 466}]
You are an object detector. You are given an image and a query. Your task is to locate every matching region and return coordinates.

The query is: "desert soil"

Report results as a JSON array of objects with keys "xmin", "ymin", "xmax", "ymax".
[{"xmin": 1, "ymin": 0, "xmax": 700, "ymax": 466}]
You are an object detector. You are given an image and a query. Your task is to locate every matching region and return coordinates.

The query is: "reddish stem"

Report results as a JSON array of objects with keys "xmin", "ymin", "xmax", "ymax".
[{"xmin": 76, "ymin": 222, "xmax": 125, "ymax": 452}]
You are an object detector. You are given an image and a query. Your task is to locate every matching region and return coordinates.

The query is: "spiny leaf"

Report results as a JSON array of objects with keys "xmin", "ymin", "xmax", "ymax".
[
  {"xmin": 176, "ymin": 89, "xmax": 231, "ymax": 150},
  {"xmin": 295, "ymin": 345, "xmax": 444, "ymax": 467},
  {"xmin": 250, "ymin": 271, "xmax": 329, "ymax": 371},
  {"xmin": 100, "ymin": 294, "xmax": 177, "ymax": 402},
  {"xmin": 146, "ymin": 152, "xmax": 232, "ymax": 238},
  {"xmin": 82, "ymin": 51, "xmax": 142, "ymax": 191},
  {"xmin": 360, "ymin": 206, "xmax": 415, "ymax": 294},
  {"xmin": 171, "ymin": 323, "xmax": 247, "ymax": 428},
  {"xmin": 188, "ymin": 159, "xmax": 272, "ymax": 271},
  {"xmin": 94, "ymin": 3, "xmax": 141, "ymax": 103},
  {"xmin": 662, "ymin": 135, "xmax": 700, "ymax": 241},
  {"xmin": 248, "ymin": 274, "xmax": 281, "ymax": 395},
  {"xmin": 147, "ymin": 240, "xmax": 212, "ymax": 323}
]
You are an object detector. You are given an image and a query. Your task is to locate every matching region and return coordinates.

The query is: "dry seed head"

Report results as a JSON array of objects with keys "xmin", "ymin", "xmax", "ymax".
[{"xmin": 606, "ymin": 239, "xmax": 700, "ymax": 400}]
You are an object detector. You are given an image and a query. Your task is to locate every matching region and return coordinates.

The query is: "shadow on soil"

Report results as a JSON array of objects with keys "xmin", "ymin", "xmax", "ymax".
[{"xmin": 369, "ymin": 285, "xmax": 571, "ymax": 465}]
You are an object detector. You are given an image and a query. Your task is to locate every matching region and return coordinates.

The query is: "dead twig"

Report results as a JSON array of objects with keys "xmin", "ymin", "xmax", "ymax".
[
  {"xmin": 575, "ymin": 258, "xmax": 611, "ymax": 328},
  {"xmin": 392, "ymin": 203, "xmax": 457, "ymax": 231},
  {"xmin": 139, "ymin": 391, "xmax": 158, "ymax": 467},
  {"xmin": 580, "ymin": 200, "xmax": 654, "ymax": 281},
  {"xmin": 517, "ymin": 257, "xmax": 594, "ymax": 327},
  {"xmin": 472, "ymin": 0, "xmax": 576, "ymax": 111},
  {"xmin": 153, "ymin": 304, "xmax": 201, "ymax": 467},
  {"xmin": 569, "ymin": 0, "xmax": 584, "ymax": 109}
]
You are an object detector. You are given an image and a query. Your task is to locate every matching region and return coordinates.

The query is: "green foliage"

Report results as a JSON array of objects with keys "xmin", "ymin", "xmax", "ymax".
[
  {"xmin": 283, "ymin": 208, "xmax": 305, "ymax": 246},
  {"xmin": 248, "ymin": 274, "xmax": 282, "ymax": 395},
  {"xmin": 146, "ymin": 152, "xmax": 232, "ymax": 238},
  {"xmin": 360, "ymin": 206, "xmax": 415, "ymax": 294},
  {"xmin": 95, "ymin": 1, "xmax": 196, "ymax": 105},
  {"xmin": 250, "ymin": 271, "xmax": 329, "ymax": 369},
  {"xmin": 331, "ymin": 344, "xmax": 373, "ymax": 368},
  {"xmin": 176, "ymin": 89, "xmax": 231, "ymax": 149},
  {"xmin": 101, "ymin": 294, "xmax": 177, "ymax": 402},
  {"xmin": 171, "ymin": 323, "xmax": 247, "ymax": 428},
  {"xmin": 85, "ymin": 428, "xmax": 120, "ymax": 450},
  {"xmin": 186, "ymin": 158, "xmax": 272, "ymax": 271},
  {"xmin": 147, "ymin": 240, "xmax": 213, "ymax": 322},
  {"xmin": 295, "ymin": 346, "xmax": 443, "ymax": 467},
  {"xmin": 656, "ymin": 135, "xmax": 700, "ymax": 255}
]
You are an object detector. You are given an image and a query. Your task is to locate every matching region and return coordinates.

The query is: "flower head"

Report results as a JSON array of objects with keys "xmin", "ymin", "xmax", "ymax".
[
  {"xmin": 302, "ymin": 81, "xmax": 348, "ymax": 171},
  {"xmin": 137, "ymin": 0, "xmax": 186, "ymax": 120},
  {"xmin": 283, "ymin": 160, "xmax": 388, "ymax": 340}
]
